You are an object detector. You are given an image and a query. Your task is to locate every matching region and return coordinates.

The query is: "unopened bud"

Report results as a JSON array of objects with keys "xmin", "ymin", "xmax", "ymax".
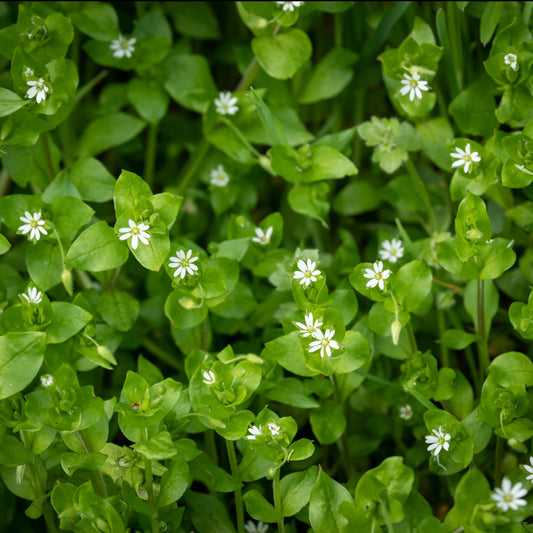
[
  {"xmin": 258, "ymin": 155, "xmax": 273, "ymax": 174},
  {"xmin": 391, "ymin": 320, "xmax": 402, "ymax": 346},
  {"xmin": 507, "ymin": 438, "xmax": 527, "ymax": 453},
  {"xmin": 246, "ymin": 353, "xmax": 264, "ymax": 365},
  {"xmin": 97, "ymin": 345, "xmax": 117, "ymax": 365},
  {"xmin": 465, "ymin": 228, "xmax": 483, "ymax": 242},
  {"xmin": 61, "ymin": 269, "xmax": 73, "ymax": 296}
]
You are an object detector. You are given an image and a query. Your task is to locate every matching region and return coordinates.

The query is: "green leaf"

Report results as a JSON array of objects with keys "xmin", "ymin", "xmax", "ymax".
[
  {"xmin": 127, "ymin": 78, "xmax": 169, "ymax": 124},
  {"xmin": 70, "ymin": 3, "xmax": 119, "ymax": 41},
  {"xmin": 288, "ymin": 182, "xmax": 330, "ymax": 225},
  {"xmin": 300, "ymin": 47, "xmax": 358, "ymax": 104},
  {"xmin": 167, "ymin": 2, "xmax": 220, "ymax": 40},
  {"xmin": 97, "ymin": 291, "xmax": 140, "ymax": 332},
  {"xmin": 262, "ymin": 331, "xmax": 318, "ymax": 377},
  {"xmin": 480, "ymin": 2, "xmax": 503, "ymax": 45},
  {"xmin": 165, "ymin": 291, "xmax": 208, "ymax": 329},
  {"xmin": 310, "ymin": 400, "xmax": 346, "ymax": 445},
  {"xmin": 26, "ymin": 242, "xmax": 63, "ymax": 291},
  {"xmin": 150, "ymin": 192, "xmax": 183, "ymax": 229},
  {"xmin": 333, "ymin": 181, "xmax": 381, "ymax": 216},
  {"xmin": 66, "ymin": 221, "xmax": 129, "ymax": 272},
  {"xmin": 159, "ymin": 459, "xmax": 190, "ymax": 506},
  {"xmin": 440, "ymin": 329, "xmax": 478, "ymax": 350},
  {"xmin": 77, "ymin": 112, "xmax": 146, "ymax": 157},
  {"xmin": 281, "ymin": 466, "xmax": 318, "ymax": 517},
  {"xmin": 184, "ymin": 491, "xmax": 236, "ymax": 533},
  {"xmin": 47, "ymin": 302, "xmax": 92, "ymax": 344},
  {"xmin": 309, "ymin": 469, "xmax": 354, "ymax": 532},
  {"xmin": 70, "ymin": 157, "xmax": 116, "ymax": 203},
  {"xmin": 61, "ymin": 452, "xmax": 107, "ymax": 476},
  {"xmin": 243, "ymin": 489, "xmax": 278, "ymax": 523},
  {"xmin": 417, "ymin": 118, "xmax": 454, "ymax": 170},
  {"xmin": 247, "ymin": 87, "xmax": 287, "ymax": 145},
  {"xmin": 134, "ymin": 431, "xmax": 177, "ymax": 460},
  {"xmin": 0, "ymin": 435, "xmax": 33, "ymax": 467},
  {"xmin": 0, "ymin": 88, "xmax": 28, "ymax": 117},
  {"xmin": 391, "ymin": 260, "xmax": 433, "ymax": 312},
  {"xmin": 252, "ymin": 28, "xmax": 312, "ymax": 80},
  {"xmin": 50, "ymin": 196, "xmax": 95, "ymax": 241},
  {"xmin": 489, "ymin": 351, "xmax": 533, "ymax": 387},
  {"xmin": 0, "ymin": 332, "xmax": 46, "ymax": 400},
  {"xmin": 113, "ymin": 170, "xmax": 153, "ymax": 219},
  {"xmin": 0, "ymin": 234, "xmax": 11, "ymax": 255}
]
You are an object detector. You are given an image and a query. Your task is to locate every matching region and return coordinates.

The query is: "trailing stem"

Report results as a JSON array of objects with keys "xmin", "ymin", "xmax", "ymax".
[
  {"xmin": 144, "ymin": 122, "xmax": 159, "ymax": 187},
  {"xmin": 75, "ymin": 430, "xmax": 108, "ymax": 499},
  {"xmin": 405, "ymin": 158, "xmax": 436, "ymax": 231},
  {"xmin": 476, "ymin": 278, "xmax": 490, "ymax": 380},
  {"xmin": 143, "ymin": 429, "xmax": 159, "ymax": 533},
  {"xmin": 225, "ymin": 439, "xmax": 245, "ymax": 533},
  {"xmin": 494, "ymin": 435, "xmax": 504, "ymax": 487},
  {"xmin": 273, "ymin": 467, "xmax": 285, "ymax": 533}
]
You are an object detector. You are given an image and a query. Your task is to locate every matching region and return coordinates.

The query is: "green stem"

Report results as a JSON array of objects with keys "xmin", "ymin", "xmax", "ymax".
[
  {"xmin": 0, "ymin": 169, "xmax": 9, "ymax": 198},
  {"xmin": 175, "ymin": 138, "xmax": 210, "ymax": 196},
  {"xmin": 353, "ymin": 90, "xmax": 364, "ymax": 169},
  {"xmin": 437, "ymin": 308, "xmax": 450, "ymax": 367},
  {"xmin": 476, "ymin": 278, "xmax": 490, "ymax": 380},
  {"xmin": 273, "ymin": 467, "xmax": 285, "ymax": 533},
  {"xmin": 76, "ymin": 430, "xmax": 107, "ymax": 498},
  {"xmin": 142, "ymin": 338, "xmax": 182, "ymax": 372},
  {"xmin": 221, "ymin": 118, "xmax": 265, "ymax": 161},
  {"xmin": 205, "ymin": 429, "xmax": 219, "ymax": 468},
  {"xmin": 144, "ymin": 122, "xmax": 159, "ymax": 187},
  {"xmin": 406, "ymin": 322, "xmax": 418, "ymax": 353},
  {"xmin": 52, "ymin": 226, "xmax": 67, "ymax": 269},
  {"xmin": 74, "ymin": 70, "xmax": 108, "ymax": 106},
  {"xmin": 225, "ymin": 440, "xmax": 245, "ymax": 533},
  {"xmin": 143, "ymin": 429, "xmax": 159, "ymax": 533},
  {"xmin": 236, "ymin": 57, "xmax": 260, "ymax": 92},
  {"xmin": 446, "ymin": 2, "xmax": 463, "ymax": 92},
  {"xmin": 40, "ymin": 133, "xmax": 55, "ymax": 180},
  {"xmin": 106, "ymin": 267, "xmax": 121, "ymax": 291},
  {"xmin": 43, "ymin": 505, "xmax": 59, "ymax": 533},
  {"xmin": 405, "ymin": 158, "xmax": 436, "ymax": 231},
  {"xmin": 494, "ymin": 436, "xmax": 504, "ymax": 487},
  {"xmin": 75, "ymin": 270, "xmax": 94, "ymax": 291},
  {"xmin": 379, "ymin": 499, "xmax": 394, "ymax": 533},
  {"xmin": 354, "ymin": 370, "xmax": 394, "ymax": 387},
  {"xmin": 331, "ymin": 375, "xmax": 355, "ymax": 480}
]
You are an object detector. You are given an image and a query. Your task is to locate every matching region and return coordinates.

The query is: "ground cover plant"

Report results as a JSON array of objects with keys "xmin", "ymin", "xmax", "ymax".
[{"xmin": 3, "ymin": 0, "xmax": 533, "ymax": 531}]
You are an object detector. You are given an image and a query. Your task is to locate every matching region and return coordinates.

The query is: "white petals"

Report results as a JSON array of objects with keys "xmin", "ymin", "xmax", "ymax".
[
  {"xmin": 295, "ymin": 312, "xmax": 323, "ymax": 337},
  {"xmin": 168, "ymin": 249, "xmax": 199, "ymax": 279},
  {"xmin": 244, "ymin": 520, "xmax": 269, "ymax": 533},
  {"xmin": 491, "ymin": 477, "xmax": 528, "ymax": 512},
  {"xmin": 252, "ymin": 226, "xmax": 273, "ymax": 245},
  {"xmin": 399, "ymin": 72, "xmax": 430, "ymax": 101},
  {"xmin": 450, "ymin": 143, "xmax": 481, "ymax": 173},
  {"xmin": 246, "ymin": 425, "xmax": 262, "ymax": 440},
  {"xmin": 378, "ymin": 238, "xmax": 404, "ymax": 263},
  {"xmin": 504, "ymin": 53, "xmax": 518, "ymax": 71},
  {"xmin": 363, "ymin": 260, "xmax": 391, "ymax": 291},
  {"xmin": 21, "ymin": 286, "xmax": 43, "ymax": 304},
  {"xmin": 118, "ymin": 220, "xmax": 151, "ymax": 250},
  {"xmin": 202, "ymin": 370, "xmax": 216, "ymax": 385},
  {"xmin": 26, "ymin": 78, "xmax": 49, "ymax": 104},
  {"xmin": 308, "ymin": 328, "xmax": 339, "ymax": 358},
  {"xmin": 293, "ymin": 259, "xmax": 321, "ymax": 287},
  {"xmin": 210, "ymin": 164, "xmax": 230, "ymax": 187},
  {"xmin": 399, "ymin": 404, "xmax": 413, "ymax": 420},
  {"xmin": 268, "ymin": 422, "xmax": 281, "ymax": 436},
  {"xmin": 424, "ymin": 426, "xmax": 451, "ymax": 457},
  {"xmin": 18, "ymin": 211, "xmax": 48, "ymax": 241},
  {"xmin": 214, "ymin": 91, "xmax": 239, "ymax": 115},
  {"xmin": 276, "ymin": 1, "xmax": 303, "ymax": 11},
  {"xmin": 40, "ymin": 374, "xmax": 54, "ymax": 387},
  {"xmin": 110, "ymin": 34, "xmax": 136, "ymax": 58}
]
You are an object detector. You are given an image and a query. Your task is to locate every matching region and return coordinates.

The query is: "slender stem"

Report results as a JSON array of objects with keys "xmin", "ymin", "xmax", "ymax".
[
  {"xmin": 379, "ymin": 499, "xmax": 394, "ymax": 533},
  {"xmin": 175, "ymin": 139, "xmax": 210, "ymax": 196},
  {"xmin": 75, "ymin": 270, "xmax": 94, "ymax": 291},
  {"xmin": 353, "ymin": 90, "xmax": 364, "ymax": 168},
  {"xmin": 144, "ymin": 122, "xmax": 159, "ymax": 187},
  {"xmin": 142, "ymin": 338, "xmax": 182, "ymax": 372},
  {"xmin": 273, "ymin": 467, "xmax": 285, "ymax": 533},
  {"xmin": 205, "ymin": 429, "xmax": 219, "ymax": 468},
  {"xmin": 40, "ymin": 133, "xmax": 55, "ymax": 180},
  {"xmin": 0, "ymin": 169, "xmax": 9, "ymax": 198},
  {"xmin": 74, "ymin": 70, "xmax": 108, "ymax": 106},
  {"xmin": 476, "ymin": 278, "xmax": 490, "ymax": 379},
  {"xmin": 405, "ymin": 158, "xmax": 436, "ymax": 231},
  {"xmin": 236, "ymin": 57, "xmax": 260, "ymax": 92},
  {"xmin": 446, "ymin": 3, "xmax": 463, "ymax": 92},
  {"xmin": 143, "ymin": 429, "xmax": 159, "ymax": 533},
  {"xmin": 76, "ymin": 430, "xmax": 108, "ymax": 498},
  {"xmin": 433, "ymin": 277, "xmax": 462, "ymax": 294},
  {"xmin": 437, "ymin": 308, "xmax": 450, "ymax": 367},
  {"xmin": 494, "ymin": 436, "xmax": 504, "ymax": 487},
  {"xmin": 354, "ymin": 370, "xmax": 394, "ymax": 387},
  {"xmin": 43, "ymin": 505, "xmax": 59, "ymax": 533},
  {"xmin": 225, "ymin": 440, "xmax": 245, "ymax": 533},
  {"xmin": 106, "ymin": 267, "xmax": 121, "ymax": 291},
  {"xmin": 52, "ymin": 226, "xmax": 67, "ymax": 269},
  {"xmin": 221, "ymin": 118, "xmax": 264, "ymax": 161},
  {"xmin": 331, "ymin": 375, "xmax": 355, "ymax": 480},
  {"xmin": 406, "ymin": 322, "xmax": 418, "ymax": 353}
]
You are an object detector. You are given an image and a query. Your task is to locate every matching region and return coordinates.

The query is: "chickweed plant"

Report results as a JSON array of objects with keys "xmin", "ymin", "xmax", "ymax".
[{"xmin": 2, "ymin": 1, "xmax": 533, "ymax": 532}]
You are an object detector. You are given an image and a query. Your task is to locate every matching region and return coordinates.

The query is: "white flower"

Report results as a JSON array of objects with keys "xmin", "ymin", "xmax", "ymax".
[
  {"xmin": 23, "ymin": 67, "xmax": 34, "ymax": 78},
  {"xmin": 40, "ymin": 374, "xmax": 53, "ymax": 387},
  {"xmin": 168, "ymin": 249, "xmax": 199, "ymax": 279},
  {"xmin": 110, "ymin": 34, "xmax": 136, "ymax": 59},
  {"xmin": 202, "ymin": 370, "xmax": 216, "ymax": 386},
  {"xmin": 276, "ymin": 1, "xmax": 304, "ymax": 11},
  {"xmin": 425, "ymin": 426, "xmax": 451, "ymax": 457},
  {"xmin": 399, "ymin": 72, "xmax": 430, "ymax": 101},
  {"xmin": 245, "ymin": 521, "xmax": 269, "ymax": 533},
  {"xmin": 210, "ymin": 164, "xmax": 230, "ymax": 187},
  {"xmin": 295, "ymin": 312, "xmax": 323, "ymax": 338},
  {"xmin": 309, "ymin": 328, "xmax": 339, "ymax": 358},
  {"xmin": 363, "ymin": 261, "xmax": 391, "ymax": 291},
  {"xmin": 22, "ymin": 287, "xmax": 42, "ymax": 304},
  {"xmin": 268, "ymin": 422, "xmax": 281, "ymax": 436},
  {"xmin": 450, "ymin": 143, "xmax": 481, "ymax": 173},
  {"xmin": 378, "ymin": 238, "xmax": 404, "ymax": 263},
  {"xmin": 293, "ymin": 259, "xmax": 321, "ymax": 287},
  {"xmin": 214, "ymin": 91, "xmax": 239, "ymax": 115},
  {"xmin": 252, "ymin": 226, "xmax": 273, "ymax": 245},
  {"xmin": 118, "ymin": 219, "xmax": 150, "ymax": 250},
  {"xmin": 491, "ymin": 478, "xmax": 528, "ymax": 512},
  {"xmin": 523, "ymin": 457, "xmax": 533, "ymax": 482},
  {"xmin": 399, "ymin": 404, "xmax": 413, "ymax": 420},
  {"xmin": 18, "ymin": 211, "xmax": 48, "ymax": 241},
  {"xmin": 504, "ymin": 53, "xmax": 518, "ymax": 71},
  {"xmin": 246, "ymin": 425, "xmax": 262, "ymax": 440},
  {"xmin": 26, "ymin": 78, "xmax": 49, "ymax": 104}
]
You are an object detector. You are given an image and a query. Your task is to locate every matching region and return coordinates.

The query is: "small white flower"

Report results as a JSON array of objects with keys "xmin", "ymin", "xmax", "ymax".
[
  {"xmin": 523, "ymin": 457, "xmax": 533, "ymax": 482},
  {"xmin": 26, "ymin": 78, "xmax": 49, "ymax": 104},
  {"xmin": 378, "ymin": 238, "xmax": 404, "ymax": 263},
  {"xmin": 295, "ymin": 312, "xmax": 323, "ymax": 338},
  {"xmin": 18, "ymin": 211, "xmax": 48, "ymax": 241},
  {"xmin": 450, "ymin": 143, "xmax": 481, "ymax": 173},
  {"xmin": 202, "ymin": 370, "xmax": 216, "ymax": 386},
  {"xmin": 168, "ymin": 249, "xmax": 199, "ymax": 279},
  {"xmin": 23, "ymin": 67, "xmax": 34, "ymax": 78},
  {"xmin": 245, "ymin": 521, "xmax": 269, "ymax": 533},
  {"xmin": 40, "ymin": 374, "xmax": 54, "ymax": 387},
  {"xmin": 252, "ymin": 226, "xmax": 273, "ymax": 245},
  {"xmin": 425, "ymin": 426, "xmax": 451, "ymax": 457},
  {"xmin": 246, "ymin": 425, "xmax": 262, "ymax": 440},
  {"xmin": 110, "ymin": 34, "xmax": 136, "ymax": 59},
  {"xmin": 504, "ymin": 53, "xmax": 518, "ymax": 71},
  {"xmin": 293, "ymin": 259, "xmax": 321, "ymax": 287},
  {"xmin": 363, "ymin": 261, "xmax": 391, "ymax": 291},
  {"xmin": 268, "ymin": 422, "xmax": 281, "ymax": 436},
  {"xmin": 399, "ymin": 404, "xmax": 413, "ymax": 420},
  {"xmin": 276, "ymin": 1, "xmax": 304, "ymax": 11},
  {"xmin": 308, "ymin": 328, "xmax": 339, "ymax": 358},
  {"xmin": 399, "ymin": 72, "xmax": 430, "ymax": 101},
  {"xmin": 22, "ymin": 287, "xmax": 43, "ymax": 304},
  {"xmin": 118, "ymin": 219, "xmax": 150, "ymax": 250},
  {"xmin": 210, "ymin": 164, "xmax": 230, "ymax": 187},
  {"xmin": 491, "ymin": 478, "xmax": 528, "ymax": 512},
  {"xmin": 214, "ymin": 91, "xmax": 239, "ymax": 115}
]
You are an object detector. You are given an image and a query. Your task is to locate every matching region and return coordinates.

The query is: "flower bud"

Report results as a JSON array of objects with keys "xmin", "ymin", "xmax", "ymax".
[
  {"xmin": 391, "ymin": 320, "xmax": 402, "ymax": 346},
  {"xmin": 465, "ymin": 228, "xmax": 483, "ymax": 242},
  {"xmin": 97, "ymin": 345, "xmax": 117, "ymax": 365},
  {"xmin": 258, "ymin": 155, "xmax": 273, "ymax": 174},
  {"xmin": 246, "ymin": 353, "xmax": 264, "ymax": 365},
  {"xmin": 61, "ymin": 269, "xmax": 73, "ymax": 296}
]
